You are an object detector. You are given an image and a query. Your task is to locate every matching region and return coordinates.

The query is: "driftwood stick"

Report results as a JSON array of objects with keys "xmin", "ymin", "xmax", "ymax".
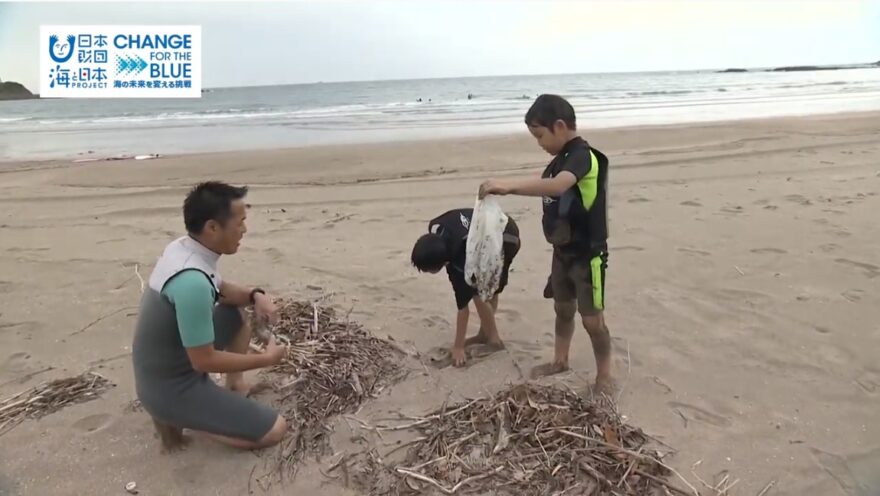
[
  {"xmin": 376, "ymin": 398, "xmax": 482, "ymax": 431},
  {"xmin": 396, "ymin": 466, "xmax": 502, "ymax": 494}
]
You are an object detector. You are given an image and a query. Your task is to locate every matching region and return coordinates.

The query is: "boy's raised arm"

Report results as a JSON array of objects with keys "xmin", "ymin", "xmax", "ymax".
[{"xmin": 479, "ymin": 172, "xmax": 577, "ymax": 198}]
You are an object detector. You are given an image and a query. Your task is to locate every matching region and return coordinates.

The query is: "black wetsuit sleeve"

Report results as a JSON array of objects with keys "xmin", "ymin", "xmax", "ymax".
[
  {"xmin": 559, "ymin": 146, "xmax": 591, "ymax": 181},
  {"xmin": 447, "ymin": 267, "xmax": 474, "ymax": 310}
]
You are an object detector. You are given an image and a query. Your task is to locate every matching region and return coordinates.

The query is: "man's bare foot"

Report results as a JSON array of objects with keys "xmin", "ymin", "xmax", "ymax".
[
  {"xmin": 226, "ymin": 378, "xmax": 253, "ymax": 396},
  {"xmin": 152, "ymin": 419, "xmax": 191, "ymax": 453},
  {"xmin": 530, "ymin": 361, "xmax": 569, "ymax": 379}
]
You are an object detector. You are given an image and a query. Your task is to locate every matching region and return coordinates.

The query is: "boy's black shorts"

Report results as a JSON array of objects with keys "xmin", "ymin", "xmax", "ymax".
[{"xmin": 543, "ymin": 248, "xmax": 607, "ymax": 316}]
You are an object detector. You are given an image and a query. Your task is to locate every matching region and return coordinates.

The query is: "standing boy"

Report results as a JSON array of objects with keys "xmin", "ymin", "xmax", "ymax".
[
  {"xmin": 479, "ymin": 94, "xmax": 613, "ymax": 393},
  {"xmin": 411, "ymin": 208, "xmax": 520, "ymax": 367}
]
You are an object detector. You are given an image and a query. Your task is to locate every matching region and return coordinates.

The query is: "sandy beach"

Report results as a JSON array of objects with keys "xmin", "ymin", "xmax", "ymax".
[{"xmin": 1, "ymin": 111, "xmax": 879, "ymax": 495}]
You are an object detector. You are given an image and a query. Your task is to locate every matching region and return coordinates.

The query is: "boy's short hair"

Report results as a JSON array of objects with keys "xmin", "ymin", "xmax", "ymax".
[
  {"xmin": 525, "ymin": 94, "xmax": 576, "ymax": 132},
  {"xmin": 411, "ymin": 233, "xmax": 449, "ymax": 272}
]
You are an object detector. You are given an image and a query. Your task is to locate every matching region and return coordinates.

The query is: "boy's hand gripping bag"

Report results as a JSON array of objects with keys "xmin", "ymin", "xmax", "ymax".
[{"xmin": 464, "ymin": 195, "xmax": 509, "ymax": 302}]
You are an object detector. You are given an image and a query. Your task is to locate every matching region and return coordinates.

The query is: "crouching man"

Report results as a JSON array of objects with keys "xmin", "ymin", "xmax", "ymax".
[{"xmin": 132, "ymin": 181, "xmax": 288, "ymax": 451}]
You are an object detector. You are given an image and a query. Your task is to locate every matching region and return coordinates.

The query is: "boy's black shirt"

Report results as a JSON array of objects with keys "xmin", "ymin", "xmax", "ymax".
[{"xmin": 540, "ymin": 136, "xmax": 609, "ymax": 256}]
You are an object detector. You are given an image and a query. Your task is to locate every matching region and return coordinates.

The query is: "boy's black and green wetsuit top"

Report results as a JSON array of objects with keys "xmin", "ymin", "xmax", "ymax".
[
  {"xmin": 428, "ymin": 208, "xmax": 521, "ymax": 310},
  {"xmin": 541, "ymin": 136, "xmax": 610, "ymax": 315}
]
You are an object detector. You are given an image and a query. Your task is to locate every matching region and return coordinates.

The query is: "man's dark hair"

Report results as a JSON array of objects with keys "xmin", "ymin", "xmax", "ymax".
[
  {"xmin": 411, "ymin": 233, "xmax": 449, "ymax": 272},
  {"xmin": 183, "ymin": 181, "xmax": 249, "ymax": 234},
  {"xmin": 524, "ymin": 94, "xmax": 576, "ymax": 132}
]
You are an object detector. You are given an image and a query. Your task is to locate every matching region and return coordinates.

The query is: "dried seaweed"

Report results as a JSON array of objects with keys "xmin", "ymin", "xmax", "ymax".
[
  {"xmin": 341, "ymin": 383, "xmax": 690, "ymax": 496},
  {"xmin": 254, "ymin": 297, "xmax": 408, "ymax": 484},
  {"xmin": 0, "ymin": 372, "xmax": 114, "ymax": 437}
]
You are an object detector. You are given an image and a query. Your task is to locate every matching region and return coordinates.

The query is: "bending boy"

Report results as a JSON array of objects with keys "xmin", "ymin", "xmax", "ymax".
[{"xmin": 411, "ymin": 208, "xmax": 520, "ymax": 367}]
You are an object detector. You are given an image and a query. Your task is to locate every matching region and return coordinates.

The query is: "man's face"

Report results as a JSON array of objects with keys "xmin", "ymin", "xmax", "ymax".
[
  {"xmin": 528, "ymin": 121, "xmax": 567, "ymax": 156},
  {"xmin": 205, "ymin": 199, "xmax": 248, "ymax": 255}
]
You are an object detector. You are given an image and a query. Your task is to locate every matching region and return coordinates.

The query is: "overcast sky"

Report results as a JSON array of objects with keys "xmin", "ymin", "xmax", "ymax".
[{"xmin": 1, "ymin": 0, "xmax": 879, "ymax": 91}]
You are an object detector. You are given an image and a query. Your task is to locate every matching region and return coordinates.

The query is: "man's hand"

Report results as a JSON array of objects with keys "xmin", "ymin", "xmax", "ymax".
[
  {"xmin": 262, "ymin": 336, "xmax": 287, "ymax": 366},
  {"xmin": 254, "ymin": 292, "xmax": 279, "ymax": 325},
  {"xmin": 479, "ymin": 179, "xmax": 510, "ymax": 199},
  {"xmin": 451, "ymin": 346, "xmax": 466, "ymax": 367}
]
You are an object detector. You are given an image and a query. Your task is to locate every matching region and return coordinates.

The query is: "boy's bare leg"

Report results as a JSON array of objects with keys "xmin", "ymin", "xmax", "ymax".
[
  {"xmin": 465, "ymin": 295, "xmax": 501, "ymax": 347},
  {"xmin": 531, "ymin": 300, "xmax": 576, "ymax": 378},
  {"xmin": 470, "ymin": 297, "xmax": 504, "ymax": 350},
  {"xmin": 582, "ymin": 312, "xmax": 614, "ymax": 394},
  {"xmin": 225, "ymin": 309, "xmax": 254, "ymax": 395}
]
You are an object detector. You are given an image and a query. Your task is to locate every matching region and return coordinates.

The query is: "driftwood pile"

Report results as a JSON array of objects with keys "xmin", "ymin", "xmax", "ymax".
[
  {"xmin": 337, "ymin": 383, "xmax": 690, "ymax": 496},
  {"xmin": 254, "ymin": 297, "xmax": 408, "ymax": 481},
  {"xmin": 0, "ymin": 372, "xmax": 113, "ymax": 437}
]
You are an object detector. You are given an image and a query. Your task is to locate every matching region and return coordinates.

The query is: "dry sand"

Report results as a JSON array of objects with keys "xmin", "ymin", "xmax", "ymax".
[{"xmin": 1, "ymin": 112, "xmax": 879, "ymax": 495}]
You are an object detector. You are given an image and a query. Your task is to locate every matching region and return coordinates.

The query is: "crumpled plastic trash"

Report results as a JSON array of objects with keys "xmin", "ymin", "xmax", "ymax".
[{"xmin": 464, "ymin": 195, "xmax": 509, "ymax": 301}]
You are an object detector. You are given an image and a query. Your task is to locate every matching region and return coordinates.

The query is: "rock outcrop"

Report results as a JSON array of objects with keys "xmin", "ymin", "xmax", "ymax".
[{"xmin": 0, "ymin": 81, "xmax": 36, "ymax": 100}]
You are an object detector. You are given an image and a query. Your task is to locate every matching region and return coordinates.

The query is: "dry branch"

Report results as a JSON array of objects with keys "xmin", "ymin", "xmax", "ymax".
[
  {"xmin": 343, "ymin": 383, "xmax": 687, "ymax": 495},
  {"xmin": 253, "ymin": 297, "xmax": 408, "ymax": 485},
  {"xmin": 0, "ymin": 372, "xmax": 113, "ymax": 436}
]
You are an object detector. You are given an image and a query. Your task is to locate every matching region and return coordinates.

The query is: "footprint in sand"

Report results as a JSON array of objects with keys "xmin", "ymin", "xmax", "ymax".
[
  {"xmin": 714, "ymin": 287, "xmax": 773, "ymax": 303},
  {"xmin": 720, "ymin": 205, "xmax": 744, "ymax": 214},
  {"xmin": 506, "ymin": 339, "xmax": 544, "ymax": 353},
  {"xmin": 173, "ymin": 461, "xmax": 206, "ymax": 487},
  {"xmin": 855, "ymin": 368, "xmax": 880, "ymax": 395},
  {"xmin": 1, "ymin": 352, "xmax": 32, "ymax": 374},
  {"xmin": 680, "ymin": 200, "xmax": 702, "ymax": 207},
  {"xmin": 814, "ymin": 326, "xmax": 832, "ymax": 335},
  {"xmin": 263, "ymin": 247, "xmax": 285, "ymax": 263},
  {"xmin": 677, "ymin": 248, "xmax": 710, "ymax": 257},
  {"xmin": 616, "ymin": 246, "xmax": 645, "ymax": 252},
  {"xmin": 809, "ymin": 447, "xmax": 865, "ymax": 495},
  {"xmin": 0, "ymin": 321, "xmax": 39, "ymax": 337},
  {"xmin": 842, "ymin": 289, "xmax": 865, "ymax": 303},
  {"xmin": 667, "ymin": 401, "xmax": 732, "ymax": 428},
  {"xmin": 784, "ymin": 194, "xmax": 813, "ymax": 206},
  {"xmin": 628, "ymin": 197, "xmax": 651, "ymax": 203},
  {"xmin": 96, "ymin": 238, "xmax": 126, "ymax": 245},
  {"xmin": 834, "ymin": 259, "xmax": 880, "ymax": 279},
  {"xmin": 420, "ymin": 315, "xmax": 449, "ymax": 329},
  {"xmin": 651, "ymin": 377, "xmax": 673, "ymax": 395},
  {"xmin": 0, "ymin": 281, "xmax": 15, "ymax": 294},
  {"xmin": 820, "ymin": 243, "xmax": 841, "ymax": 253},
  {"xmin": 496, "ymin": 307, "xmax": 522, "ymax": 321},
  {"xmin": 72, "ymin": 413, "xmax": 114, "ymax": 433},
  {"xmin": 763, "ymin": 204, "xmax": 779, "ymax": 211},
  {"xmin": 750, "ymin": 248, "xmax": 788, "ymax": 254}
]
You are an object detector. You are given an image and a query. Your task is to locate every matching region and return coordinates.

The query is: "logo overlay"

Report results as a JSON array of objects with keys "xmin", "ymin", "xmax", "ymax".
[{"xmin": 40, "ymin": 25, "xmax": 201, "ymax": 98}]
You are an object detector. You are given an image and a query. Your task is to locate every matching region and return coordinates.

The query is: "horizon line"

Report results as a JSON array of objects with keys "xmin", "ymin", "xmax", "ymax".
[{"xmin": 199, "ymin": 59, "xmax": 879, "ymax": 91}]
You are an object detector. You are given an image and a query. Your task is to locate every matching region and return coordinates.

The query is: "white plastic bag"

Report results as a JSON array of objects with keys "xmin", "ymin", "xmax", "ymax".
[{"xmin": 464, "ymin": 195, "xmax": 509, "ymax": 301}]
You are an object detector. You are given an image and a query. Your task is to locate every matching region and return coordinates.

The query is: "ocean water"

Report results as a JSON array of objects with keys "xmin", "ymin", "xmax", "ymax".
[{"xmin": 2, "ymin": 68, "xmax": 880, "ymax": 161}]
